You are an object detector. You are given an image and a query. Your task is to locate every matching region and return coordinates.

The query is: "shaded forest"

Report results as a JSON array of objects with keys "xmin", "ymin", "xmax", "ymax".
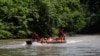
[{"xmin": 0, "ymin": 0, "xmax": 100, "ymax": 39}]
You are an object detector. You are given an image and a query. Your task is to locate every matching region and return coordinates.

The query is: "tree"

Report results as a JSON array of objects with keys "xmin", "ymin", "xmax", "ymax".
[
  {"xmin": 0, "ymin": 0, "xmax": 86, "ymax": 39},
  {"xmin": 80, "ymin": 0, "xmax": 100, "ymax": 34}
]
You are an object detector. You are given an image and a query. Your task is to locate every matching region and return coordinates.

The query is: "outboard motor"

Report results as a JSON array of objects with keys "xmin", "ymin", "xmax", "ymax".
[{"xmin": 26, "ymin": 40, "xmax": 32, "ymax": 45}]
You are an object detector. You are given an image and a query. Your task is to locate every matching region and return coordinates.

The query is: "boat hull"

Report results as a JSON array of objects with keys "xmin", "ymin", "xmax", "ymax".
[{"xmin": 26, "ymin": 40, "xmax": 66, "ymax": 45}]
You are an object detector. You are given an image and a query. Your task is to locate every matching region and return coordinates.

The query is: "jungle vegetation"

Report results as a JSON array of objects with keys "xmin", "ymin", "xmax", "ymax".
[{"xmin": 0, "ymin": 0, "xmax": 100, "ymax": 39}]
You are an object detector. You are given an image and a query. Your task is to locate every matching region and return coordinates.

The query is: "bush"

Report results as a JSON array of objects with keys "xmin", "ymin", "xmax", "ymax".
[
  {"xmin": 17, "ymin": 30, "xmax": 27, "ymax": 37},
  {"xmin": 0, "ymin": 30, "xmax": 13, "ymax": 39}
]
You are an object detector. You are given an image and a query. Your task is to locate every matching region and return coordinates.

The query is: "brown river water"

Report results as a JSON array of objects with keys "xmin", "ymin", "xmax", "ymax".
[{"xmin": 0, "ymin": 35, "xmax": 100, "ymax": 56}]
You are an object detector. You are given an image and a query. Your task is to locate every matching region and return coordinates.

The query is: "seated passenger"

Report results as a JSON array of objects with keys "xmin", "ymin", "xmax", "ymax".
[
  {"xmin": 31, "ymin": 32, "xmax": 40, "ymax": 41},
  {"xmin": 47, "ymin": 37, "xmax": 53, "ymax": 42},
  {"xmin": 55, "ymin": 28, "xmax": 65, "ymax": 42}
]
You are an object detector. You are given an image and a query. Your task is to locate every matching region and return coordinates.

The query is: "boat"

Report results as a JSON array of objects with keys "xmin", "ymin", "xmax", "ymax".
[
  {"xmin": 26, "ymin": 29, "xmax": 66, "ymax": 45},
  {"xmin": 26, "ymin": 39, "xmax": 66, "ymax": 45}
]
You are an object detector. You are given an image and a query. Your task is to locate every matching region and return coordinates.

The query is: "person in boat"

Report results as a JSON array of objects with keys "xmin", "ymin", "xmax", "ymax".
[
  {"xmin": 46, "ymin": 37, "xmax": 53, "ymax": 42},
  {"xmin": 38, "ymin": 37, "xmax": 53, "ymax": 43},
  {"xmin": 38, "ymin": 38, "xmax": 44, "ymax": 43},
  {"xmin": 56, "ymin": 29, "xmax": 65, "ymax": 42},
  {"xmin": 38, "ymin": 29, "xmax": 65, "ymax": 43},
  {"xmin": 31, "ymin": 32, "xmax": 40, "ymax": 41}
]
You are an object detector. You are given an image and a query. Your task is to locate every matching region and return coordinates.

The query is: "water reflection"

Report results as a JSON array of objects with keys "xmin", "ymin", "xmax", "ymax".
[
  {"xmin": 0, "ymin": 35, "xmax": 100, "ymax": 56},
  {"xmin": 25, "ymin": 46, "xmax": 66, "ymax": 56}
]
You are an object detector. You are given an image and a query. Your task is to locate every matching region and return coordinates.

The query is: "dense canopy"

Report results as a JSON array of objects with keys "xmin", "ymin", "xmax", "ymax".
[{"xmin": 0, "ymin": 0, "xmax": 99, "ymax": 39}]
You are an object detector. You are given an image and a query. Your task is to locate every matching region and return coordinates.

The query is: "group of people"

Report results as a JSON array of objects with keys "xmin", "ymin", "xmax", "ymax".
[{"xmin": 31, "ymin": 29, "xmax": 65, "ymax": 43}]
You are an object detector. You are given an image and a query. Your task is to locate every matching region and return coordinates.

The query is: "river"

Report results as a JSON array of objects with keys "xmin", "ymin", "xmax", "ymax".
[{"xmin": 0, "ymin": 35, "xmax": 100, "ymax": 56}]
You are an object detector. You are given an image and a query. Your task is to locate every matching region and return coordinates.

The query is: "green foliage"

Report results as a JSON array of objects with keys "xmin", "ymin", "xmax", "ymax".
[
  {"xmin": 17, "ymin": 30, "xmax": 27, "ymax": 37},
  {"xmin": 0, "ymin": 0, "xmax": 88, "ymax": 39},
  {"xmin": 0, "ymin": 30, "xmax": 13, "ymax": 39},
  {"xmin": 80, "ymin": 0, "xmax": 100, "ymax": 34}
]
